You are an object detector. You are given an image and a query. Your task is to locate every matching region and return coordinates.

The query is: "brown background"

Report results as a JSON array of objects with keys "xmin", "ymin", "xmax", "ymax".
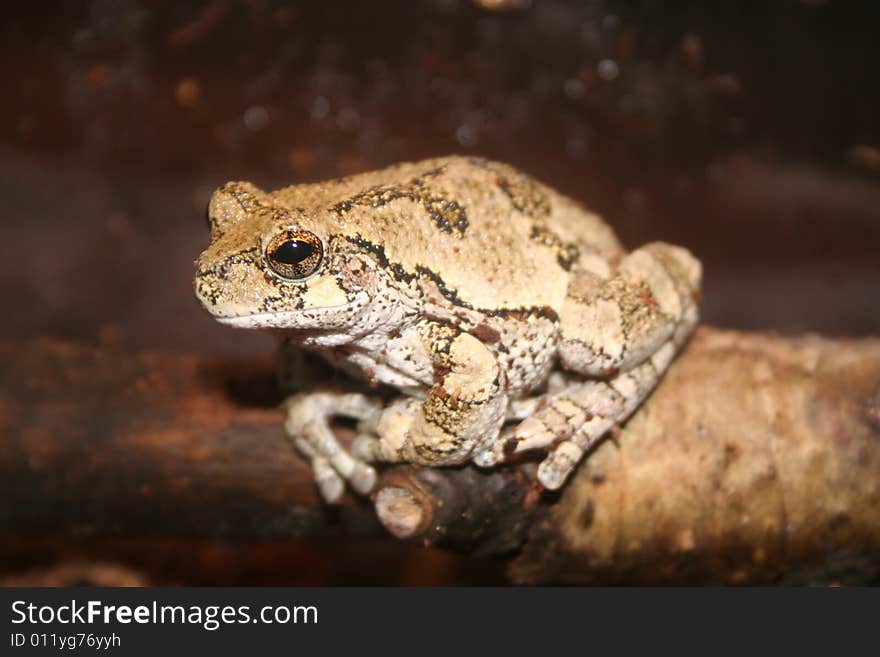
[{"xmin": 1, "ymin": 0, "xmax": 878, "ymax": 584}]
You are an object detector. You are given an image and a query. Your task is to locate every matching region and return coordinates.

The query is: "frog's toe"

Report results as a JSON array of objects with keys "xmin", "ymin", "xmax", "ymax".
[
  {"xmin": 472, "ymin": 446, "xmax": 501, "ymax": 467},
  {"xmin": 350, "ymin": 433, "xmax": 407, "ymax": 465},
  {"xmin": 313, "ymin": 456, "xmax": 346, "ymax": 503},
  {"xmin": 536, "ymin": 441, "xmax": 584, "ymax": 490},
  {"xmin": 349, "ymin": 462, "xmax": 377, "ymax": 495},
  {"xmin": 351, "ymin": 434, "xmax": 379, "ymax": 461}
]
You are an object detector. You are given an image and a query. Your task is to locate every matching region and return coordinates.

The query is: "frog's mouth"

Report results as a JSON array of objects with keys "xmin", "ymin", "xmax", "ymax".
[
  {"xmin": 216, "ymin": 309, "xmax": 349, "ymax": 330},
  {"xmin": 212, "ymin": 291, "xmax": 370, "ymax": 332},
  {"xmin": 217, "ymin": 313, "xmax": 295, "ymax": 329},
  {"xmin": 217, "ymin": 310, "xmax": 373, "ymax": 347}
]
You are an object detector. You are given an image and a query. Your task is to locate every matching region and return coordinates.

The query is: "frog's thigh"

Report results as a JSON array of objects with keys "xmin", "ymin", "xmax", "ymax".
[
  {"xmin": 558, "ymin": 242, "xmax": 701, "ymax": 376},
  {"xmin": 284, "ymin": 391, "xmax": 382, "ymax": 502}
]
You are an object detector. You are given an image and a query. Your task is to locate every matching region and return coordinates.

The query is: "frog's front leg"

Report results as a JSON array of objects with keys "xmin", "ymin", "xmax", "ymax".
[
  {"xmin": 352, "ymin": 320, "xmax": 508, "ymax": 467},
  {"xmin": 284, "ymin": 391, "xmax": 382, "ymax": 502}
]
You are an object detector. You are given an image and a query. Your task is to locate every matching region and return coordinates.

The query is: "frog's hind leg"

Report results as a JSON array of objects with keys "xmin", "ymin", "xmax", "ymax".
[
  {"xmin": 535, "ymin": 340, "xmax": 677, "ymax": 488},
  {"xmin": 284, "ymin": 391, "xmax": 382, "ymax": 502},
  {"xmin": 556, "ymin": 241, "xmax": 701, "ymax": 376},
  {"xmin": 475, "ymin": 340, "xmax": 677, "ymax": 487},
  {"xmin": 503, "ymin": 371, "xmax": 569, "ymax": 422},
  {"xmin": 475, "ymin": 242, "xmax": 701, "ymax": 489}
]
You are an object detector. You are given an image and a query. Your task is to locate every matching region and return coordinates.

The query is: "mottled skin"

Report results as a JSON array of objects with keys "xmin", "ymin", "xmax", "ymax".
[{"xmin": 194, "ymin": 156, "xmax": 701, "ymax": 501}]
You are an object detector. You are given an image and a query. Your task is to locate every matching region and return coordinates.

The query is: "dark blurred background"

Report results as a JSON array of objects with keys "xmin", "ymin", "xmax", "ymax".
[{"xmin": 1, "ymin": 0, "xmax": 878, "ymax": 584}]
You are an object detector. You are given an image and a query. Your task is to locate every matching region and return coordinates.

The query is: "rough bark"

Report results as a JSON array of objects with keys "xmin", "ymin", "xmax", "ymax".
[
  {"xmin": 511, "ymin": 329, "xmax": 880, "ymax": 584},
  {"xmin": 1, "ymin": 327, "xmax": 878, "ymax": 584}
]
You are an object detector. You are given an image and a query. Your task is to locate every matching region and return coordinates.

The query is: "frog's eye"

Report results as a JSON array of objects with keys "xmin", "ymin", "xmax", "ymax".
[{"xmin": 265, "ymin": 230, "xmax": 324, "ymax": 280}]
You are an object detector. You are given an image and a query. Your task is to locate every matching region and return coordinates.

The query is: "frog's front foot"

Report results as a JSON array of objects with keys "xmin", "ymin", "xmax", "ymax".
[
  {"xmin": 284, "ymin": 392, "xmax": 383, "ymax": 502},
  {"xmin": 349, "ymin": 397, "xmax": 417, "ymax": 463}
]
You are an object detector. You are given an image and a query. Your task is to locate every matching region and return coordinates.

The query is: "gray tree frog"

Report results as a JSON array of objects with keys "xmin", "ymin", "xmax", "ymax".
[{"xmin": 194, "ymin": 156, "xmax": 701, "ymax": 502}]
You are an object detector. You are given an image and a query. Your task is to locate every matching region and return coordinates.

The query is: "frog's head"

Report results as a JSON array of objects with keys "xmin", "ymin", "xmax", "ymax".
[{"xmin": 194, "ymin": 182, "xmax": 379, "ymax": 333}]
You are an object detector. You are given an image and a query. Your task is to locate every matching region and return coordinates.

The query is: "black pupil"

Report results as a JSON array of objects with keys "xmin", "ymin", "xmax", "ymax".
[{"xmin": 272, "ymin": 240, "xmax": 314, "ymax": 265}]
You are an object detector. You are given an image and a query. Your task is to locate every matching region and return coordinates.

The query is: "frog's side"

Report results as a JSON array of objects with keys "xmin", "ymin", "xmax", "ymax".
[{"xmin": 194, "ymin": 156, "xmax": 701, "ymax": 502}]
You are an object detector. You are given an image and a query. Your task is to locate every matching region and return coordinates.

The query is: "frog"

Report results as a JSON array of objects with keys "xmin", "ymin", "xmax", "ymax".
[{"xmin": 194, "ymin": 156, "xmax": 701, "ymax": 503}]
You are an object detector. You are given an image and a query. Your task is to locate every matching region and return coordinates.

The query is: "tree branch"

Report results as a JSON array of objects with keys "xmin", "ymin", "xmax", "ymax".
[{"xmin": 1, "ymin": 327, "xmax": 878, "ymax": 583}]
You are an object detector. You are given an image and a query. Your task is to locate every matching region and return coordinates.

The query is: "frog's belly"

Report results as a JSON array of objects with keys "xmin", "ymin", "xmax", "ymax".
[
  {"xmin": 491, "ymin": 314, "xmax": 560, "ymax": 395},
  {"xmin": 319, "ymin": 316, "xmax": 560, "ymax": 396}
]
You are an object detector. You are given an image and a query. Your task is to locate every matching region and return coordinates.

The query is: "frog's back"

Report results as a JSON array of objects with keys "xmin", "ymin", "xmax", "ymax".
[{"xmin": 272, "ymin": 156, "xmax": 622, "ymax": 313}]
